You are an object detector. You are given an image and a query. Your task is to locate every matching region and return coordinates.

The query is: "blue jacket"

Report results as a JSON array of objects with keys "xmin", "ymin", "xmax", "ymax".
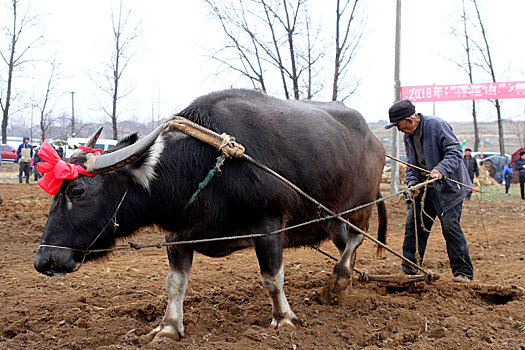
[
  {"xmin": 515, "ymin": 159, "xmax": 525, "ymax": 177},
  {"xmin": 404, "ymin": 115, "xmax": 472, "ymax": 213},
  {"xmin": 17, "ymin": 137, "xmax": 33, "ymax": 160}
]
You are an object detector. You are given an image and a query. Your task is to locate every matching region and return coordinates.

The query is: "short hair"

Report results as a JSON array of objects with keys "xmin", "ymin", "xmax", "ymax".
[
  {"xmin": 521, "ymin": 151, "xmax": 525, "ymax": 157},
  {"xmin": 465, "ymin": 148, "xmax": 472, "ymax": 152}
]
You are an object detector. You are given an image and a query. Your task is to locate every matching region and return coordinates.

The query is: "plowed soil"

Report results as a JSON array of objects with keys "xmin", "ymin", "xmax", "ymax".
[{"xmin": 1, "ymin": 181, "xmax": 524, "ymax": 349}]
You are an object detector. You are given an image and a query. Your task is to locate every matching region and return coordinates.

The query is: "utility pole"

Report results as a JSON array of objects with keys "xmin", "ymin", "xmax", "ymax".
[
  {"xmin": 391, "ymin": 0, "xmax": 402, "ymax": 195},
  {"xmin": 69, "ymin": 91, "xmax": 76, "ymax": 136},
  {"xmin": 30, "ymin": 105, "xmax": 34, "ymax": 143}
]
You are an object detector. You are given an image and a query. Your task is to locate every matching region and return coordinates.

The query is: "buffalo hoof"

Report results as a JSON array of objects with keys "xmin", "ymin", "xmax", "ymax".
[
  {"xmin": 272, "ymin": 317, "xmax": 296, "ymax": 329},
  {"xmin": 271, "ymin": 311, "xmax": 297, "ymax": 329},
  {"xmin": 140, "ymin": 324, "xmax": 183, "ymax": 344},
  {"xmin": 320, "ymin": 275, "xmax": 352, "ymax": 305}
]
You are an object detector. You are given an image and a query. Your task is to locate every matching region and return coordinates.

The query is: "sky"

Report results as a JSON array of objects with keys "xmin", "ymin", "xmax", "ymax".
[{"xmin": 2, "ymin": 0, "xmax": 525, "ymax": 133}]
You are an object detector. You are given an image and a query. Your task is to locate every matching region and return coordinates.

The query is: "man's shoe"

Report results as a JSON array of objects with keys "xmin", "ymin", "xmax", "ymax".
[
  {"xmin": 505, "ymin": 193, "xmax": 510, "ymax": 196},
  {"xmin": 453, "ymin": 275, "xmax": 472, "ymax": 283},
  {"xmin": 401, "ymin": 269, "xmax": 417, "ymax": 276}
]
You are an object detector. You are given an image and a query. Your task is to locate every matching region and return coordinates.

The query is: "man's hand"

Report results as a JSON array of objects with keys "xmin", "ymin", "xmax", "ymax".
[
  {"xmin": 430, "ymin": 168, "xmax": 443, "ymax": 180},
  {"xmin": 408, "ymin": 185, "xmax": 421, "ymax": 197}
]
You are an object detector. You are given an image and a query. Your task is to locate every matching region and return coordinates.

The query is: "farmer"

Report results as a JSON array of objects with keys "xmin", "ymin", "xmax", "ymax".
[
  {"xmin": 515, "ymin": 151, "xmax": 525, "ymax": 200},
  {"xmin": 462, "ymin": 148, "xmax": 479, "ymax": 200},
  {"xmin": 385, "ymin": 100, "xmax": 474, "ymax": 283},
  {"xmin": 17, "ymin": 137, "xmax": 33, "ymax": 184}
]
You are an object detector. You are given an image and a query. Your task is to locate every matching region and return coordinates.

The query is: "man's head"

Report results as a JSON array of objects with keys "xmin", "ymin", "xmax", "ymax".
[
  {"xmin": 464, "ymin": 148, "xmax": 472, "ymax": 157},
  {"xmin": 385, "ymin": 100, "xmax": 420, "ymax": 135},
  {"xmin": 23, "ymin": 137, "xmax": 29, "ymax": 144},
  {"xmin": 521, "ymin": 151, "xmax": 525, "ymax": 159}
]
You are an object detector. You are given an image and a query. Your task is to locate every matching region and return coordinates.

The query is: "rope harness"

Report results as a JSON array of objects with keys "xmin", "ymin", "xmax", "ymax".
[{"xmin": 38, "ymin": 118, "xmax": 476, "ymax": 283}]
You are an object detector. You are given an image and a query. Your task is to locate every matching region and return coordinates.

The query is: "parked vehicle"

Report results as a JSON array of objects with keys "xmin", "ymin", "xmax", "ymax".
[
  {"xmin": 471, "ymin": 151, "xmax": 510, "ymax": 161},
  {"xmin": 0, "ymin": 144, "xmax": 17, "ymax": 162}
]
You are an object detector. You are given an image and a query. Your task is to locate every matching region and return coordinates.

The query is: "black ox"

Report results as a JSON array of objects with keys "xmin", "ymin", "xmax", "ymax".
[{"xmin": 34, "ymin": 89, "xmax": 387, "ymax": 341}]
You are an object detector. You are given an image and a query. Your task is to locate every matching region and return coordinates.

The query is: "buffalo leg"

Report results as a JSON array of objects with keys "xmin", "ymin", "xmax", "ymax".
[
  {"xmin": 253, "ymin": 220, "xmax": 297, "ymax": 328},
  {"xmin": 144, "ymin": 246, "xmax": 193, "ymax": 343},
  {"xmin": 331, "ymin": 223, "xmax": 349, "ymax": 257},
  {"xmin": 321, "ymin": 222, "xmax": 365, "ymax": 304}
]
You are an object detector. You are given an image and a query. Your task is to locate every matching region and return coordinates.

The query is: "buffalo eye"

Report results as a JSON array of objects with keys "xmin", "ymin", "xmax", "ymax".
[{"xmin": 68, "ymin": 186, "xmax": 86, "ymax": 200}]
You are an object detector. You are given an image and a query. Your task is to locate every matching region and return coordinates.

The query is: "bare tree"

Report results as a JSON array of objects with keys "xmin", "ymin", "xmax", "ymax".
[
  {"xmin": 95, "ymin": 0, "xmax": 141, "ymax": 140},
  {"xmin": 332, "ymin": 0, "xmax": 363, "ymax": 101},
  {"xmin": 448, "ymin": 0, "xmax": 480, "ymax": 151},
  {"xmin": 205, "ymin": 0, "xmax": 268, "ymax": 92},
  {"xmin": 34, "ymin": 61, "xmax": 58, "ymax": 142},
  {"xmin": 206, "ymin": 0, "xmax": 364, "ymax": 102},
  {"xmin": 280, "ymin": 0, "xmax": 302, "ymax": 99},
  {"xmin": 206, "ymin": 0, "xmax": 331, "ymax": 100},
  {"xmin": 0, "ymin": 0, "xmax": 42, "ymax": 144},
  {"xmin": 471, "ymin": 0, "xmax": 505, "ymax": 155}
]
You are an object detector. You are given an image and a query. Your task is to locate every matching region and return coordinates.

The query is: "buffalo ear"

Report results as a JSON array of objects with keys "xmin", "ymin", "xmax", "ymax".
[{"xmin": 115, "ymin": 133, "xmax": 139, "ymax": 148}]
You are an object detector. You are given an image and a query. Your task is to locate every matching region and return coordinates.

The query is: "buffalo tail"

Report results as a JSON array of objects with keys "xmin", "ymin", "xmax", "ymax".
[{"xmin": 376, "ymin": 191, "xmax": 387, "ymax": 256}]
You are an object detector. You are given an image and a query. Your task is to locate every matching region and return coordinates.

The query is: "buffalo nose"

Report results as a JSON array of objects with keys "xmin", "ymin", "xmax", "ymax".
[{"xmin": 34, "ymin": 252, "xmax": 54, "ymax": 276}]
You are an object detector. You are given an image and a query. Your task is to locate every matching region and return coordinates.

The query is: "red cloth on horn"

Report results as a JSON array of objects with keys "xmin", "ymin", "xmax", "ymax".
[
  {"xmin": 78, "ymin": 145, "xmax": 103, "ymax": 155},
  {"xmin": 37, "ymin": 140, "xmax": 96, "ymax": 195}
]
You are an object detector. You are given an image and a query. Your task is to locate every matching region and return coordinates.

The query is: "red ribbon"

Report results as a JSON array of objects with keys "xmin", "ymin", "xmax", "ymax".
[
  {"xmin": 37, "ymin": 140, "xmax": 96, "ymax": 195},
  {"xmin": 78, "ymin": 145, "xmax": 103, "ymax": 155}
]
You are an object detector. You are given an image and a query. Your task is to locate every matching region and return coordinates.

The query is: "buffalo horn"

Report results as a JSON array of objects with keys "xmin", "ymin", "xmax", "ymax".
[
  {"xmin": 85, "ymin": 124, "xmax": 165, "ymax": 174},
  {"xmin": 84, "ymin": 127, "xmax": 104, "ymax": 148}
]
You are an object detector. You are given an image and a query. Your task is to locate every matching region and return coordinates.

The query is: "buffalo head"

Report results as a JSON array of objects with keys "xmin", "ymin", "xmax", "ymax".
[{"xmin": 34, "ymin": 125, "xmax": 165, "ymax": 276}]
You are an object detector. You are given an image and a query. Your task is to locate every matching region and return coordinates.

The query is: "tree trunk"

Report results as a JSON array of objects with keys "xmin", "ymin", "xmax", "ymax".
[
  {"xmin": 472, "ymin": 0, "xmax": 504, "ymax": 155},
  {"xmin": 1, "ymin": 2, "xmax": 17, "ymax": 144},
  {"xmin": 462, "ymin": 0, "xmax": 480, "ymax": 152},
  {"xmin": 283, "ymin": 0, "xmax": 299, "ymax": 100},
  {"xmin": 332, "ymin": 0, "xmax": 341, "ymax": 101},
  {"xmin": 495, "ymin": 99, "xmax": 505, "ymax": 155},
  {"xmin": 472, "ymin": 101, "xmax": 479, "ymax": 152},
  {"xmin": 40, "ymin": 111, "xmax": 45, "ymax": 141}
]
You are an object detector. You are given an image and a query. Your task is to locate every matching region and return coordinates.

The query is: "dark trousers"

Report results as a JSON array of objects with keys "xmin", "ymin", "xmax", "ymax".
[
  {"xmin": 465, "ymin": 175, "xmax": 474, "ymax": 200},
  {"xmin": 18, "ymin": 162, "xmax": 31, "ymax": 183},
  {"xmin": 520, "ymin": 174, "xmax": 525, "ymax": 199},
  {"xmin": 402, "ymin": 188, "xmax": 474, "ymax": 279},
  {"xmin": 505, "ymin": 177, "xmax": 511, "ymax": 194}
]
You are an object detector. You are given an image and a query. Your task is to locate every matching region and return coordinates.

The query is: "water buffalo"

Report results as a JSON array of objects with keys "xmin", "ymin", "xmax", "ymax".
[{"xmin": 34, "ymin": 89, "xmax": 386, "ymax": 341}]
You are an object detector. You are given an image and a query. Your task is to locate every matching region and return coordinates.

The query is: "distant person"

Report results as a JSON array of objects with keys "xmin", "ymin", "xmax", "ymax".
[
  {"xmin": 502, "ymin": 162, "xmax": 513, "ymax": 196},
  {"xmin": 462, "ymin": 148, "xmax": 479, "ymax": 200},
  {"xmin": 515, "ymin": 151, "xmax": 525, "ymax": 200},
  {"xmin": 56, "ymin": 145, "xmax": 64, "ymax": 159},
  {"xmin": 385, "ymin": 99, "xmax": 474, "ymax": 283},
  {"xmin": 16, "ymin": 137, "xmax": 33, "ymax": 184},
  {"xmin": 0, "ymin": 151, "xmax": 2, "ymax": 205},
  {"xmin": 32, "ymin": 145, "xmax": 43, "ymax": 181}
]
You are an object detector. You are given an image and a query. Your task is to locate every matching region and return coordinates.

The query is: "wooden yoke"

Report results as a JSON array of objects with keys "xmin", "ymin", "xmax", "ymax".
[{"xmin": 167, "ymin": 116, "xmax": 245, "ymax": 158}]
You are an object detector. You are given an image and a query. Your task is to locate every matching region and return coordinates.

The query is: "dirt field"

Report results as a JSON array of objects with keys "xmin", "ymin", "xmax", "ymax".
[{"xmin": 1, "ymin": 179, "xmax": 524, "ymax": 349}]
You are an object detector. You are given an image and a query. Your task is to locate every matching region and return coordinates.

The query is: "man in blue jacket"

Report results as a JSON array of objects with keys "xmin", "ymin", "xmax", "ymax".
[
  {"xmin": 17, "ymin": 136, "xmax": 33, "ymax": 183},
  {"xmin": 515, "ymin": 151, "xmax": 525, "ymax": 200},
  {"xmin": 385, "ymin": 100, "xmax": 474, "ymax": 283}
]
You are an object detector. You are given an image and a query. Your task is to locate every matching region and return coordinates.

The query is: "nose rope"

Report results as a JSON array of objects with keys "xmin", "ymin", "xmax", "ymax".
[{"xmin": 37, "ymin": 188, "xmax": 129, "ymax": 272}]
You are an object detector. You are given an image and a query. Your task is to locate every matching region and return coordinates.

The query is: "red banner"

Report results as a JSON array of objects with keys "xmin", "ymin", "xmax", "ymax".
[{"xmin": 401, "ymin": 81, "xmax": 525, "ymax": 102}]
